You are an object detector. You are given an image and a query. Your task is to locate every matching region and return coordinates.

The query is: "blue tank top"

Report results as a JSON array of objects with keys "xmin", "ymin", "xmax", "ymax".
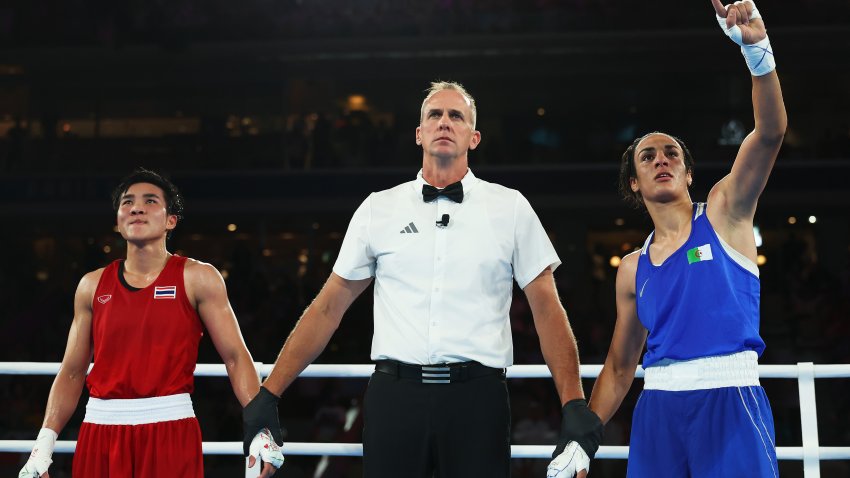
[{"xmin": 636, "ymin": 203, "xmax": 765, "ymax": 368}]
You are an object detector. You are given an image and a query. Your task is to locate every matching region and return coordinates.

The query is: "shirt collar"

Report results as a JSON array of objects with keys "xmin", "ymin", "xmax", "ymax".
[{"xmin": 414, "ymin": 168, "xmax": 478, "ymax": 195}]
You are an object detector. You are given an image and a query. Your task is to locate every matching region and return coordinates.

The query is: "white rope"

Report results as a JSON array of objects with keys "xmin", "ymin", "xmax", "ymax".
[
  {"xmin": 2, "ymin": 361, "xmax": 849, "ymax": 470},
  {"xmin": 3, "ymin": 362, "xmax": 850, "ymax": 378},
  {"xmin": 1, "ymin": 439, "xmax": 848, "ymax": 461}
]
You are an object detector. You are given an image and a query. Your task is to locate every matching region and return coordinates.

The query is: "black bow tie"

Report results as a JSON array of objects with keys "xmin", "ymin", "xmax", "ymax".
[{"xmin": 422, "ymin": 181, "xmax": 463, "ymax": 203}]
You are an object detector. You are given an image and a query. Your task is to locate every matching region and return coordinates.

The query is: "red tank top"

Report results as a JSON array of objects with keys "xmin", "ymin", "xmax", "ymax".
[{"xmin": 86, "ymin": 255, "xmax": 203, "ymax": 399}]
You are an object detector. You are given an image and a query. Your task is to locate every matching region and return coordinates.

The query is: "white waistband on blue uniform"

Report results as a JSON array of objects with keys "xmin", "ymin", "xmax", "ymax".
[
  {"xmin": 83, "ymin": 393, "xmax": 195, "ymax": 425},
  {"xmin": 643, "ymin": 350, "xmax": 760, "ymax": 391}
]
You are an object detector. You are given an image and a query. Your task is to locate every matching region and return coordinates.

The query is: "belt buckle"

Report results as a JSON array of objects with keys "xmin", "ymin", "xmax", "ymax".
[{"xmin": 421, "ymin": 364, "xmax": 451, "ymax": 384}]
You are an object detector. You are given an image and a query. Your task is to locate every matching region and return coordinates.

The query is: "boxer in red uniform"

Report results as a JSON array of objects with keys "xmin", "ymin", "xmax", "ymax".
[{"xmin": 19, "ymin": 168, "xmax": 282, "ymax": 477}]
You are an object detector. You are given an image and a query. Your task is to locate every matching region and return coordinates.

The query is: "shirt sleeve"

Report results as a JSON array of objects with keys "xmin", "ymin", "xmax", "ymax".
[
  {"xmin": 333, "ymin": 195, "xmax": 376, "ymax": 280},
  {"xmin": 512, "ymin": 192, "xmax": 561, "ymax": 289}
]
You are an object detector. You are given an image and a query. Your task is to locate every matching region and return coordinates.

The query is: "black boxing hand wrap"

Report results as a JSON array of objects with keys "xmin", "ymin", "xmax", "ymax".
[
  {"xmin": 242, "ymin": 386, "xmax": 283, "ymax": 456},
  {"xmin": 553, "ymin": 398, "xmax": 604, "ymax": 459}
]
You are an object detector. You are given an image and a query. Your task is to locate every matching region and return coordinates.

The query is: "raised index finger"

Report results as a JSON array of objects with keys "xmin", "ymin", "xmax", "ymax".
[{"xmin": 711, "ymin": 0, "xmax": 728, "ymax": 17}]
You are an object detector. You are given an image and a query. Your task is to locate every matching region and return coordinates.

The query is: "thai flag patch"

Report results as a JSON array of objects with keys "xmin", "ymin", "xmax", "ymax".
[{"xmin": 154, "ymin": 286, "xmax": 177, "ymax": 299}]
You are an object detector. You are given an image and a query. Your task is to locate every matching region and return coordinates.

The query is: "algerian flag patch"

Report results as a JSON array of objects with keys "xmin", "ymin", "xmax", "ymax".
[{"xmin": 687, "ymin": 244, "xmax": 713, "ymax": 264}]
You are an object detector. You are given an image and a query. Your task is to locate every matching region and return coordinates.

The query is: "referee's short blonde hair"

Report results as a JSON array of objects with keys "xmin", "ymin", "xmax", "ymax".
[{"xmin": 420, "ymin": 81, "xmax": 477, "ymax": 129}]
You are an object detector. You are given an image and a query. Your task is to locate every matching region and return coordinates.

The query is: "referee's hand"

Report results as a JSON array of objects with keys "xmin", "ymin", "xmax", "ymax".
[
  {"xmin": 243, "ymin": 386, "xmax": 284, "ymax": 476},
  {"xmin": 553, "ymin": 399, "xmax": 603, "ymax": 459}
]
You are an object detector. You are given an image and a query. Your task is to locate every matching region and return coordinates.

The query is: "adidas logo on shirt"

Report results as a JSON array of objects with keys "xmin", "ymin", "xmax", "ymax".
[{"xmin": 400, "ymin": 222, "xmax": 419, "ymax": 234}]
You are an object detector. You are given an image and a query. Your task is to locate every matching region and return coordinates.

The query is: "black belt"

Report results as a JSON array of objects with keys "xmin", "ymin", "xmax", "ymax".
[{"xmin": 374, "ymin": 360, "xmax": 505, "ymax": 384}]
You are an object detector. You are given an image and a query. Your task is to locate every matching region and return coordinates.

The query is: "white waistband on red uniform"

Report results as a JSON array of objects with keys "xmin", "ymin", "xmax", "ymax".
[
  {"xmin": 83, "ymin": 393, "xmax": 195, "ymax": 425},
  {"xmin": 643, "ymin": 350, "xmax": 760, "ymax": 391}
]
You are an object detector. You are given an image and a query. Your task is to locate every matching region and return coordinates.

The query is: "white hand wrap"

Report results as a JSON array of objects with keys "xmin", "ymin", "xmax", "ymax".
[
  {"xmin": 18, "ymin": 428, "xmax": 57, "ymax": 478},
  {"xmin": 716, "ymin": 0, "xmax": 775, "ymax": 76},
  {"xmin": 547, "ymin": 441, "xmax": 591, "ymax": 478},
  {"xmin": 248, "ymin": 428, "xmax": 285, "ymax": 470}
]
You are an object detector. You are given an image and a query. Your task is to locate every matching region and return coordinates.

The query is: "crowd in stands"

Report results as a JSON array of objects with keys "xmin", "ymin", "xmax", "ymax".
[
  {"xmin": 3, "ymin": 0, "xmax": 850, "ymax": 47},
  {"xmin": 3, "ymin": 105, "xmax": 849, "ymax": 174}
]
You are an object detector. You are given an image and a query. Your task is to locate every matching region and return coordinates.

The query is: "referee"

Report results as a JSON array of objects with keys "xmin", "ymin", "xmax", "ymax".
[{"xmin": 243, "ymin": 81, "xmax": 602, "ymax": 478}]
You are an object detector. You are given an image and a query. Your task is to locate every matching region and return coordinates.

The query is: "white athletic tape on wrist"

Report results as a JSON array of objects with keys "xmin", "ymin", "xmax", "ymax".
[
  {"xmin": 715, "ymin": 0, "xmax": 775, "ymax": 76},
  {"xmin": 248, "ymin": 428, "xmax": 285, "ymax": 469},
  {"xmin": 748, "ymin": 1, "xmax": 762, "ymax": 21},
  {"xmin": 547, "ymin": 441, "xmax": 591, "ymax": 478},
  {"xmin": 740, "ymin": 36, "xmax": 775, "ymax": 76},
  {"xmin": 18, "ymin": 428, "xmax": 57, "ymax": 478}
]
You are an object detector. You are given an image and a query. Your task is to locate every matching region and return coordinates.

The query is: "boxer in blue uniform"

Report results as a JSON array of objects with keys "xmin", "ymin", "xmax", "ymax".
[
  {"xmin": 626, "ymin": 202, "xmax": 776, "ymax": 476},
  {"xmin": 547, "ymin": 1, "xmax": 787, "ymax": 477}
]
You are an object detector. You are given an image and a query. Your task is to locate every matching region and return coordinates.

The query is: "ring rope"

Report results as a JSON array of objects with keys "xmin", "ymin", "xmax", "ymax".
[{"xmin": 2, "ymin": 361, "xmax": 849, "ymax": 468}]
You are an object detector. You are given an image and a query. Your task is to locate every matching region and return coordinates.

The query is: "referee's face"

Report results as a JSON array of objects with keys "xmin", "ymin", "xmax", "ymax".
[{"xmin": 416, "ymin": 90, "xmax": 481, "ymax": 162}]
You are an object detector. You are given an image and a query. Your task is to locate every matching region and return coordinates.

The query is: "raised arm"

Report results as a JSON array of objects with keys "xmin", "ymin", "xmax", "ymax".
[
  {"xmin": 709, "ymin": 0, "xmax": 787, "ymax": 222},
  {"xmin": 588, "ymin": 252, "xmax": 648, "ymax": 425},
  {"xmin": 20, "ymin": 271, "xmax": 98, "ymax": 477},
  {"xmin": 187, "ymin": 260, "xmax": 259, "ymax": 407}
]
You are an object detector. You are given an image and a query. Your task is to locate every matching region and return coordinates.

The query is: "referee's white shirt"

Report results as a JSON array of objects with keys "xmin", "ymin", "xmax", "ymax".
[{"xmin": 333, "ymin": 169, "xmax": 560, "ymax": 368}]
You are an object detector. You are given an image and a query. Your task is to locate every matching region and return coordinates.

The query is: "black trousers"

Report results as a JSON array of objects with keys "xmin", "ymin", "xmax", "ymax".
[{"xmin": 362, "ymin": 364, "xmax": 511, "ymax": 478}]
